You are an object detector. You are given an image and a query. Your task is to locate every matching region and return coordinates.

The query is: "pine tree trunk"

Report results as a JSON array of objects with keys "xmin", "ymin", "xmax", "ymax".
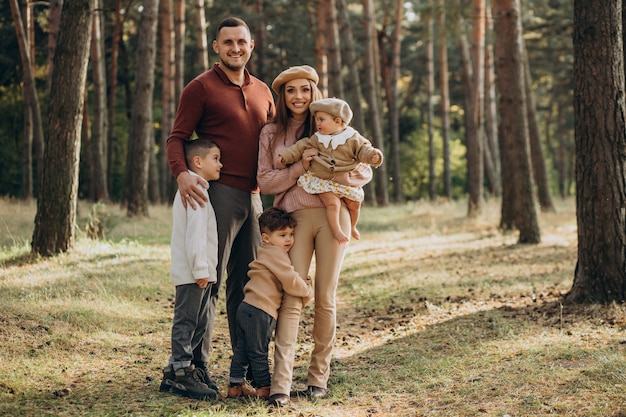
[
  {"xmin": 90, "ymin": 0, "xmax": 109, "ymax": 202},
  {"xmin": 438, "ymin": 0, "xmax": 452, "ymax": 200},
  {"xmin": 47, "ymin": 0, "xmax": 63, "ymax": 89},
  {"xmin": 314, "ymin": 0, "xmax": 328, "ymax": 96},
  {"xmin": 125, "ymin": 0, "xmax": 160, "ymax": 217},
  {"xmin": 107, "ymin": 0, "xmax": 122, "ymax": 194},
  {"xmin": 467, "ymin": 0, "xmax": 486, "ymax": 216},
  {"xmin": 160, "ymin": 0, "xmax": 176, "ymax": 202},
  {"xmin": 337, "ymin": 0, "xmax": 364, "ymax": 131},
  {"xmin": 194, "ymin": 0, "xmax": 208, "ymax": 73},
  {"xmin": 324, "ymin": 0, "xmax": 343, "ymax": 98},
  {"xmin": 10, "ymin": 0, "xmax": 44, "ymax": 200},
  {"xmin": 32, "ymin": 0, "xmax": 93, "ymax": 256},
  {"xmin": 566, "ymin": 0, "xmax": 626, "ymax": 304},
  {"xmin": 484, "ymin": 17, "xmax": 501, "ymax": 197},
  {"xmin": 426, "ymin": 13, "xmax": 436, "ymax": 201},
  {"xmin": 493, "ymin": 0, "xmax": 540, "ymax": 244},
  {"xmin": 522, "ymin": 39, "xmax": 555, "ymax": 212},
  {"xmin": 174, "ymin": 0, "xmax": 186, "ymax": 103},
  {"xmin": 388, "ymin": 0, "xmax": 404, "ymax": 203},
  {"xmin": 252, "ymin": 0, "xmax": 266, "ymax": 80},
  {"xmin": 362, "ymin": 0, "xmax": 389, "ymax": 206}
]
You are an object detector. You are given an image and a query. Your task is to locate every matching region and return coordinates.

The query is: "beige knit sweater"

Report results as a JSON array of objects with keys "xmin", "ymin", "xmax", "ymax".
[{"xmin": 244, "ymin": 243, "xmax": 313, "ymax": 319}]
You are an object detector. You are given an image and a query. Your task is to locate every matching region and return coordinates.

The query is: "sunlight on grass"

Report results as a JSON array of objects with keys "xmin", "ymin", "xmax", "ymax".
[{"xmin": 1, "ymin": 197, "xmax": 625, "ymax": 417}]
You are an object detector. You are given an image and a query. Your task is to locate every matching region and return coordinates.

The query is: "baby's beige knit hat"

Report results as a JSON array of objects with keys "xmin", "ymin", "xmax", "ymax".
[{"xmin": 310, "ymin": 98, "xmax": 353, "ymax": 124}]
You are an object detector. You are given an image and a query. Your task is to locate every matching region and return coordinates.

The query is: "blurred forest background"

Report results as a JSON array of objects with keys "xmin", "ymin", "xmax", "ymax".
[{"xmin": 0, "ymin": 0, "xmax": 572, "ymax": 208}]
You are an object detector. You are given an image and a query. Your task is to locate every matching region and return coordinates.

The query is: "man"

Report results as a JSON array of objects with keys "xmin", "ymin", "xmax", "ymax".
[{"xmin": 162, "ymin": 16, "xmax": 275, "ymax": 398}]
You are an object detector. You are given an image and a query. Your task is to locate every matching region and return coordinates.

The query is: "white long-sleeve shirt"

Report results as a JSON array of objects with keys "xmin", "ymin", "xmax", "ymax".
[{"xmin": 170, "ymin": 170, "xmax": 218, "ymax": 286}]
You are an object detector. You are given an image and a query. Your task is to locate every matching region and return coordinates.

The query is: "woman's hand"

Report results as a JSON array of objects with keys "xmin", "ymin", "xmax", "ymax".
[
  {"xmin": 177, "ymin": 171, "xmax": 209, "ymax": 209},
  {"xmin": 274, "ymin": 155, "xmax": 287, "ymax": 169}
]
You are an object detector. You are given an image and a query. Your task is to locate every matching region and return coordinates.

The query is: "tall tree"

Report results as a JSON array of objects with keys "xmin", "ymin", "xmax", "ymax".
[
  {"xmin": 566, "ymin": 0, "xmax": 626, "ymax": 303},
  {"xmin": 467, "ymin": 0, "xmax": 486, "ymax": 216},
  {"xmin": 160, "ymin": 0, "xmax": 176, "ymax": 202},
  {"xmin": 194, "ymin": 0, "xmax": 208, "ymax": 73},
  {"xmin": 90, "ymin": 0, "xmax": 109, "ymax": 202},
  {"xmin": 20, "ymin": 1, "xmax": 33, "ymax": 201},
  {"xmin": 174, "ymin": 0, "xmax": 185, "ymax": 103},
  {"xmin": 362, "ymin": 0, "xmax": 389, "ymax": 206},
  {"xmin": 483, "ymin": 7, "xmax": 501, "ymax": 197},
  {"xmin": 106, "ymin": 0, "xmax": 123, "ymax": 194},
  {"xmin": 47, "ymin": 0, "xmax": 63, "ymax": 88},
  {"xmin": 388, "ymin": 0, "xmax": 404, "ymax": 203},
  {"xmin": 493, "ymin": 0, "xmax": 540, "ymax": 244},
  {"xmin": 522, "ymin": 38, "xmax": 555, "ymax": 212},
  {"xmin": 314, "ymin": 0, "xmax": 328, "ymax": 96},
  {"xmin": 252, "ymin": 0, "xmax": 266, "ymax": 80},
  {"xmin": 124, "ymin": 0, "xmax": 160, "ymax": 217},
  {"xmin": 426, "ymin": 11, "xmax": 436, "ymax": 201},
  {"xmin": 323, "ymin": 0, "xmax": 343, "ymax": 98},
  {"xmin": 31, "ymin": 0, "xmax": 94, "ymax": 256},
  {"xmin": 438, "ymin": 0, "xmax": 452, "ymax": 200},
  {"xmin": 337, "ymin": 0, "xmax": 365, "ymax": 132},
  {"xmin": 10, "ymin": 0, "xmax": 44, "ymax": 201}
]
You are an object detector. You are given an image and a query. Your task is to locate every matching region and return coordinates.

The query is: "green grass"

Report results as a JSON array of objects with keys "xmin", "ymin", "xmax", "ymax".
[{"xmin": 0, "ymin": 197, "xmax": 625, "ymax": 416}]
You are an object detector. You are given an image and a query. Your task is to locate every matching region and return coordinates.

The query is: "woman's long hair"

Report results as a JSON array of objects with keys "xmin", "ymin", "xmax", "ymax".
[{"xmin": 272, "ymin": 80, "xmax": 323, "ymax": 141}]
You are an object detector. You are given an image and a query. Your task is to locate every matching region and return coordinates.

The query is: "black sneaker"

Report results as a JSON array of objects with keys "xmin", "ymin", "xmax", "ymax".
[
  {"xmin": 192, "ymin": 362, "xmax": 220, "ymax": 392},
  {"xmin": 159, "ymin": 366, "xmax": 175, "ymax": 392},
  {"xmin": 162, "ymin": 365, "xmax": 217, "ymax": 400}
]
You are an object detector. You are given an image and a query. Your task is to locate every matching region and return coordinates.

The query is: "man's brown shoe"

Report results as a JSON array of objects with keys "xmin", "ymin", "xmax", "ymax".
[{"xmin": 269, "ymin": 393, "xmax": 290, "ymax": 406}]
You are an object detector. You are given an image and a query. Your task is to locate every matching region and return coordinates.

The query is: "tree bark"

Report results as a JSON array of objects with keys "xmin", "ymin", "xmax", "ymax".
[
  {"xmin": 21, "ymin": 0, "xmax": 33, "ymax": 201},
  {"xmin": 174, "ymin": 0, "xmax": 185, "ymax": 104},
  {"xmin": 426, "ymin": 12, "xmax": 436, "ymax": 201},
  {"xmin": 337, "ymin": 0, "xmax": 365, "ymax": 132},
  {"xmin": 90, "ymin": 0, "xmax": 109, "ymax": 202},
  {"xmin": 10, "ymin": 0, "xmax": 44, "ymax": 201},
  {"xmin": 522, "ymin": 38, "xmax": 555, "ymax": 212},
  {"xmin": 324, "ymin": 0, "xmax": 343, "ymax": 98},
  {"xmin": 314, "ymin": 0, "xmax": 328, "ymax": 96},
  {"xmin": 107, "ymin": 0, "xmax": 123, "ymax": 194},
  {"xmin": 252, "ymin": 0, "xmax": 266, "ymax": 80},
  {"xmin": 438, "ymin": 0, "xmax": 452, "ymax": 200},
  {"xmin": 362, "ymin": 0, "xmax": 389, "ymax": 206},
  {"xmin": 47, "ymin": 0, "xmax": 63, "ymax": 89},
  {"xmin": 493, "ymin": 0, "xmax": 541, "ymax": 244},
  {"xmin": 484, "ymin": 22, "xmax": 501, "ymax": 197},
  {"xmin": 467, "ymin": 0, "xmax": 486, "ymax": 216},
  {"xmin": 32, "ymin": 0, "xmax": 93, "ymax": 256},
  {"xmin": 388, "ymin": 0, "xmax": 403, "ymax": 203},
  {"xmin": 194, "ymin": 0, "xmax": 209, "ymax": 73},
  {"xmin": 124, "ymin": 0, "xmax": 160, "ymax": 217},
  {"xmin": 160, "ymin": 0, "xmax": 176, "ymax": 202},
  {"xmin": 566, "ymin": 0, "xmax": 626, "ymax": 304}
]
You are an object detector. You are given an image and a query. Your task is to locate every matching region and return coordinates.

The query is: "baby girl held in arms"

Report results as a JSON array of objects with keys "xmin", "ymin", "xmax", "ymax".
[{"xmin": 277, "ymin": 97, "xmax": 383, "ymax": 244}]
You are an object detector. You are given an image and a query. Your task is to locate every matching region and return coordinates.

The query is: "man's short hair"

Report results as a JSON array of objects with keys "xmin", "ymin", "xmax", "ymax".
[{"xmin": 215, "ymin": 16, "xmax": 250, "ymax": 40}]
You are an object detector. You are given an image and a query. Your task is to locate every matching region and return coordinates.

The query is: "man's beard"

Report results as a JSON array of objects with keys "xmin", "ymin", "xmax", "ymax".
[{"xmin": 221, "ymin": 57, "xmax": 247, "ymax": 72}]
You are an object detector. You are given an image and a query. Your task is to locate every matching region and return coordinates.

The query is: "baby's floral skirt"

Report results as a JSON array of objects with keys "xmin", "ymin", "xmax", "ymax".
[{"xmin": 297, "ymin": 171, "xmax": 364, "ymax": 202}]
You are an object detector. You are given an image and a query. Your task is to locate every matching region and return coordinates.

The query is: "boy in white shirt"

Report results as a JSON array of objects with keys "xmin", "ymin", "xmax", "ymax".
[{"xmin": 160, "ymin": 139, "xmax": 222, "ymax": 400}]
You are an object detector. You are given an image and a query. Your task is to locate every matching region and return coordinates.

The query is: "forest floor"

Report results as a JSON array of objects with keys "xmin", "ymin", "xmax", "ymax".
[{"xmin": 0, "ymin": 197, "xmax": 625, "ymax": 417}]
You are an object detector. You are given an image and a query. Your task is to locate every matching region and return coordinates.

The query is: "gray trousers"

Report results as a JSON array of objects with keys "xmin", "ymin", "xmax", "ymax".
[
  {"xmin": 229, "ymin": 302, "xmax": 275, "ymax": 387},
  {"xmin": 193, "ymin": 182, "xmax": 263, "ymax": 364},
  {"xmin": 169, "ymin": 283, "xmax": 211, "ymax": 370}
]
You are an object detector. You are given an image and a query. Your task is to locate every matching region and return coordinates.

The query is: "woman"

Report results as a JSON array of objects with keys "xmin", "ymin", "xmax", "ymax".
[{"xmin": 257, "ymin": 65, "xmax": 373, "ymax": 406}]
